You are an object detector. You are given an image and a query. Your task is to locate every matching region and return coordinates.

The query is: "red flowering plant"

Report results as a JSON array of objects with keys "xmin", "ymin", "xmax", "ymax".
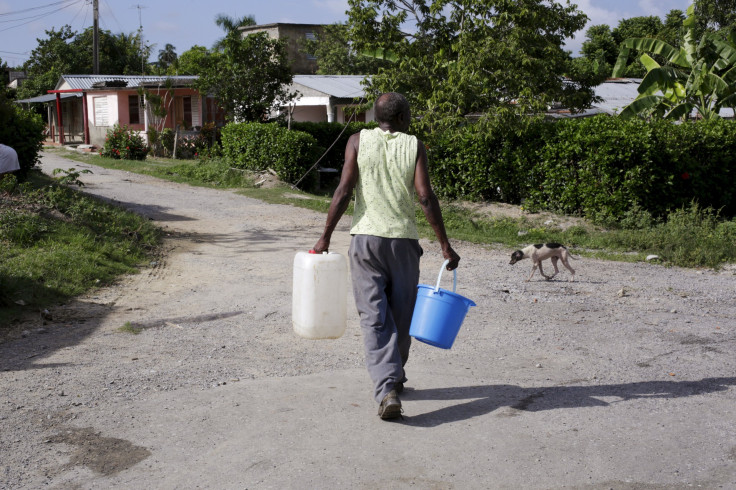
[{"xmin": 100, "ymin": 124, "xmax": 149, "ymax": 160}]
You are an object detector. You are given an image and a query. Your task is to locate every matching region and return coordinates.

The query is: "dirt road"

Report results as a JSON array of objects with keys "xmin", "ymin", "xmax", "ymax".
[{"xmin": 2, "ymin": 151, "xmax": 736, "ymax": 489}]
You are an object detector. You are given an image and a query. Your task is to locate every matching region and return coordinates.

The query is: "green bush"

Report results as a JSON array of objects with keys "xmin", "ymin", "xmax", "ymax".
[
  {"xmin": 0, "ymin": 93, "xmax": 45, "ymax": 176},
  {"xmin": 286, "ymin": 121, "xmax": 377, "ymax": 171},
  {"xmin": 427, "ymin": 115, "xmax": 736, "ymax": 222},
  {"xmin": 525, "ymin": 116, "xmax": 664, "ymax": 222},
  {"xmin": 100, "ymin": 124, "xmax": 149, "ymax": 160},
  {"xmin": 653, "ymin": 119, "xmax": 736, "ymax": 217},
  {"xmin": 221, "ymin": 122, "xmax": 322, "ymax": 188},
  {"xmin": 428, "ymin": 116, "xmax": 551, "ymax": 203}
]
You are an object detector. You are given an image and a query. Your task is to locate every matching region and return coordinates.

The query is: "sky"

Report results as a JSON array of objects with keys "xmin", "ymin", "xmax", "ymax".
[{"xmin": 0, "ymin": 0, "xmax": 693, "ymax": 69}]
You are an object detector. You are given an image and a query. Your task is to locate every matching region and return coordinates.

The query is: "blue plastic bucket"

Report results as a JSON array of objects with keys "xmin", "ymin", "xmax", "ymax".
[{"xmin": 410, "ymin": 260, "xmax": 476, "ymax": 349}]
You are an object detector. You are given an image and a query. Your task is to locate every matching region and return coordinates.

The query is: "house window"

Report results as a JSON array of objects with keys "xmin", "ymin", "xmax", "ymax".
[
  {"xmin": 128, "ymin": 95, "xmax": 141, "ymax": 125},
  {"xmin": 305, "ymin": 32, "xmax": 317, "ymax": 60}
]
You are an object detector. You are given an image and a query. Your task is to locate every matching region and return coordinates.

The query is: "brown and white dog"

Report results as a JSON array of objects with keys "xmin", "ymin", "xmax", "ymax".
[{"xmin": 509, "ymin": 243, "xmax": 576, "ymax": 282}]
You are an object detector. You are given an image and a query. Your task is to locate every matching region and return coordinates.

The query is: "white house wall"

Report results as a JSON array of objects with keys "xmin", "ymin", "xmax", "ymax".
[
  {"xmin": 289, "ymin": 105, "xmax": 330, "ymax": 122},
  {"xmin": 88, "ymin": 93, "xmax": 118, "ymax": 147}
]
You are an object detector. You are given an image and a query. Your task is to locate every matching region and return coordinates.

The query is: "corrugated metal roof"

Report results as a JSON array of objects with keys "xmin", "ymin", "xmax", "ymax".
[
  {"xmin": 57, "ymin": 74, "xmax": 198, "ymax": 90},
  {"xmin": 15, "ymin": 92, "xmax": 82, "ymax": 104},
  {"xmin": 592, "ymin": 78, "xmax": 642, "ymax": 115},
  {"xmin": 591, "ymin": 78, "xmax": 734, "ymax": 118},
  {"xmin": 292, "ymin": 75, "xmax": 367, "ymax": 99}
]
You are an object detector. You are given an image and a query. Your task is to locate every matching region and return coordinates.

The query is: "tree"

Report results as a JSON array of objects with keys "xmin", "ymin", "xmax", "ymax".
[
  {"xmin": 573, "ymin": 24, "xmax": 619, "ymax": 81},
  {"xmin": 610, "ymin": 16, "xmax": 666, "ymax": 77},
  {"xmin": 612, "ymin": 6, "xmax": 736, "ymax": 120},
  {"xmin": 345, "ymin": 0, "xmax": 599, "ymax": 130},
  {"xmin": 660, "ymin": 10, "xmax": 687, "ymax": 47},
  {"xmin": 212, "ymin": 13, "xmax": 257, "ymax": 51},
  {"xmin": 74, "ymin": 28, "xmax": 149, "ymax": 75},
  {"xmin": 195, "ymin": 31, "xmax": 296, "ymax": 121},
  {"xmin": 574, "ymin": 10, "xmax": 688, "ymax": 79},
  {"xmin": 157, "ymin": 43, "xmax": 178, "ymax": 72},
  {"xmin": 694, "ymin": 0, "xmax": 736, "ymax": 33},
  {"xmin": 302, "ymin": 23, "xmax": 391, "ymax": 75},
  {"xmin": 176, "ymin": 45, "xmax": 210, "ymax": 76},
  {"xmin": 18, "ymin": 25, "xmax": 148, "ymax": 99}
]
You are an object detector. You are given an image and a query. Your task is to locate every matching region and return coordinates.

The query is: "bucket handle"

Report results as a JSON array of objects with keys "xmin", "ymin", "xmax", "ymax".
[{"xmin": 434, "ymin": 260, "xmax": 457, "ymax": 293}]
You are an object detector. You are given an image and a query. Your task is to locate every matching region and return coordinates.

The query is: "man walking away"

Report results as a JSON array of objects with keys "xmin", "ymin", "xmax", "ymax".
[{"xmin": 312, "ymin": 92, "xmax": 460, "ymax": 420}]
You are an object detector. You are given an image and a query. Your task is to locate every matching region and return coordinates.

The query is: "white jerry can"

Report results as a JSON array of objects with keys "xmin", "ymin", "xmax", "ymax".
[{"xmin": 292, "ymin": 251, "xmax": 348, "ymax": 339}]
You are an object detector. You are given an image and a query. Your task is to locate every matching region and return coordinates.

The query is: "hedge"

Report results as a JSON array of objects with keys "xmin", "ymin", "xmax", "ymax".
[
  {"xmin": 286, "ymin": 121, "xmax": 377, "ymax": 171},
  {"xmin": 0, "ymin": 95, "xmax": 45, "ymax": 177},
  {"xmin": 427, "ymin": 115, "xmax": 736, "ymax": 221},
  {"xmin": 221, "ymin": 122, "xmax": 323, "ymax": 188},
  {"xmin": 221, "ymin": 116, "xmax": 736, "ymax": 222}
]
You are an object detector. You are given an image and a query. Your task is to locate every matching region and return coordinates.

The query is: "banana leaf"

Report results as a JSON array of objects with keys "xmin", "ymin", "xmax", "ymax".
[
  {"xmin": 637, "ymin": 65, "xmax": 682, "ymax": 96},
  {"xmin": 618, "ymin": 94, "xmax": 664, "ymax": 119},
  {"xmin": 711, "ymin": 36, "xmax": 736, "ymax": 71},
  {"xmin": 665, "ymin": 102, "xmax": 695, "ymax": 120},
  {"xmin": 721, "ymin": 65, "xmax": 736, "ymax": 85},
  {"xmin": 613, "ymin": 38, "xmax": 689, "ymax": 77},
  {"xmin": 718, "ymin": 92, "xmax": 736, "ymax": 109}
]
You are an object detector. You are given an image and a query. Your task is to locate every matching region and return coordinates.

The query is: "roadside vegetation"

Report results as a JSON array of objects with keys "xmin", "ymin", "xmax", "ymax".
[
  {"xmin": 44, "ymin": 146, "xmax": 736, "ymax": 271},
  {"xmin": 0, "ymin": 169, "xmax": 160, "ymax": 328},
  {"xmin": 2, "ymin": 144, "xmax": 733, "ymax": 331}
]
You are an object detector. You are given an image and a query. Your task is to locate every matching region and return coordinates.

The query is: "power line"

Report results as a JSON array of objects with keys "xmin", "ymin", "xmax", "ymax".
[
  {"xmin": 67, "ymin": 0, "xmax": 90, "ymax": 32},
  {"xmin": 0, "ymin": 0, "xmax": 73, "ymax": 16},
  {"xmin": 0, "ymin": 0, "xmax": 80, "ymax": 24},
  {"xmin": 102, "ymin": 0, "xmax": 124, "ymax": 33},
  {"xmin": 0, "ymin": 0, "xmax": 84, "ymax": 33}
]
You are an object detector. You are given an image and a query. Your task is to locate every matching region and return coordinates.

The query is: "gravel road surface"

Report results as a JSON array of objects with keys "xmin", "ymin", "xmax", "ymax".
[{"xmin": 1, "ymin": 151, "xmax": 735, "ymax": 489}]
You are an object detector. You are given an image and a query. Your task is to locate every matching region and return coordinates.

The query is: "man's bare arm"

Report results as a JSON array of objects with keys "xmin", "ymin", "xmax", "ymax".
[
  {"xmin": 414, "ymin": 140, "xmax": 460, "ymax": 270},
  {"xmin": 312, "ymin": 133, "xmax": 360, "ymax": 253}
]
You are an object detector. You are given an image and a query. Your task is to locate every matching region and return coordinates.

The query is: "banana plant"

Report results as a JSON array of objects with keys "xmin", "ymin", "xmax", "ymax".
[{"xmin": 612, "ymin": 5, "xmax": 736, "ymax": 120}]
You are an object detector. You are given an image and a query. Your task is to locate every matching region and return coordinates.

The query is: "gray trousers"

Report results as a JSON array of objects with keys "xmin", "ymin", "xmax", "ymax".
[{"xmin": 349, "ymin": 235, "xmax": 422, "ymax": 402}]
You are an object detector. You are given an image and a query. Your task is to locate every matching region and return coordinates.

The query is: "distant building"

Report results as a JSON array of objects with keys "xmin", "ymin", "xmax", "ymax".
[
  {"xmin": 15, "ymin": 74, "xmax": 224, "ymax": 147},
  {"xmin": 6, "ymin": 70, "xmax": 26, "ymax": 89},
  {"xmin": 280, "ymin": 75, "xmax": 373, "ymax": 123},
  {"xmin": 239, "ymin": 23, "xmax": 324, "ymax": 74}
]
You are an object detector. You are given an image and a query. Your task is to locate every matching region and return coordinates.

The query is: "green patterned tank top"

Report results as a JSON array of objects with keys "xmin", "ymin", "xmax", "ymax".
[{"xmin": 350, "ymin": 127, "xmax": 419, "ymax": 239}]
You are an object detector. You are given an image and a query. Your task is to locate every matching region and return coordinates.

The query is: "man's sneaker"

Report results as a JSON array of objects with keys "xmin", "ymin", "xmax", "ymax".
[{"xmin": 377, "ymin": 389, "xmax": 402, "ymax": 420}]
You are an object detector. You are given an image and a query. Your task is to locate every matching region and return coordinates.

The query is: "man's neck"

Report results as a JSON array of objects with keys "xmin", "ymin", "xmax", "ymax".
[{"xmin": 378, "ymin": 123, "xmax": 402, "ymax": 133}]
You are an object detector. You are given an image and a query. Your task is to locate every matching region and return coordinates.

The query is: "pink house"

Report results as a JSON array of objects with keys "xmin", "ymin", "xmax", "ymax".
[{"xmin": 17, "ymin": 75, "xmax": 224, "ymax": 148}]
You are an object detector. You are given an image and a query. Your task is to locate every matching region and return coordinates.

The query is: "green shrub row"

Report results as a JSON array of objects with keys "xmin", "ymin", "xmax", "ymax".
[
  {"xmin": 221, "ymin": 122, "xmax": 323, "ymax": 188},
  {"xmin": 285, "ymin": 121, "xmax": 377, "ymax": 171},
  {"xmin": 0, "ymin": 94, "xmax": 45, "ymax": 176},
  {"xmin": 427, "ymin": 116, "xmax": 736, "ymax": 221}
]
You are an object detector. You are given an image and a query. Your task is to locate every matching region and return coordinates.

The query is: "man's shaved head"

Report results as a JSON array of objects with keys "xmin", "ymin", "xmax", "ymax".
[{"xmin": 374, "ymin": 92, "xmax": 410, "ymax": 124}]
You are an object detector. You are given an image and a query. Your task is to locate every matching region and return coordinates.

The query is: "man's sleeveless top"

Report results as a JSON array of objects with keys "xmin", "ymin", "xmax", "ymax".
[{"xmin": 350, "ymin": 127, "xmax": 419, "ymax": 239}]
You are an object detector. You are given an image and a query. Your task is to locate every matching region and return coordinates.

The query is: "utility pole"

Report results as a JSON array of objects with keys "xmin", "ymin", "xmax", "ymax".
[{"xmin": 93, "ymin": 0, "xmax": 99, "ymax": 74}]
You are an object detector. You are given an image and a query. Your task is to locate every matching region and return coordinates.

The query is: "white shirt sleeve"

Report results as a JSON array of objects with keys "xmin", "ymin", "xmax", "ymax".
[{"xmin": 0, "ymin": 144, "xmax": 21, "ymax": 173}]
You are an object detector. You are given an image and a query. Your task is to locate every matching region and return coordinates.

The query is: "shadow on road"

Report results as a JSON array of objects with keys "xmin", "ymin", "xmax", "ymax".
[
  {"xmin": 401, "ymin": 377, "xmax": 736, "ymax": 427},
  {"xmin": 0, "ymin": 306, "xmax": 244, "ymax": 372},
  {"xmin": 89, "ymin": 197, "xmax": 198, "ymax": 222}
]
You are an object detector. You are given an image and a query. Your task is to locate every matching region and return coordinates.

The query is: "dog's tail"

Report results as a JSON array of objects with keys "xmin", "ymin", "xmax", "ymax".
[{"xmin": 566, "ymin": 249, "xmax": 581, "ymax": 260}]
